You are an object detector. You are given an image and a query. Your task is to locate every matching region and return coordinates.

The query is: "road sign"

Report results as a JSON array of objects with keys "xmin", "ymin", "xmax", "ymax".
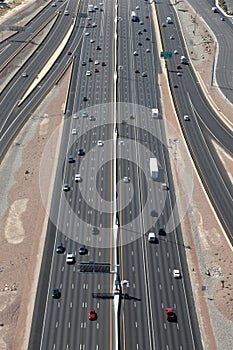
[{"xmin": 160, "ymin": 51, "xmax": 172, "ymax": 58}]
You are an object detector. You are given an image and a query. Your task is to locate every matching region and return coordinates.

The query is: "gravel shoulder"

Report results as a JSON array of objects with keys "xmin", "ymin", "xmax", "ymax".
[{"xmin": 0, "ymin": 1, "xmax": 232, "ymax": 350}]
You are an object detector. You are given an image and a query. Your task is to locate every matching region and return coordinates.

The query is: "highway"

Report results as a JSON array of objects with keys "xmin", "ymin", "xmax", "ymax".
[
  {"xmin": 0, "ymin": 0, "xmax": 232, "ymax": 349},
  {"xmin": 155, "ymin": 0, "xmax": 233, "ymax": 240}
]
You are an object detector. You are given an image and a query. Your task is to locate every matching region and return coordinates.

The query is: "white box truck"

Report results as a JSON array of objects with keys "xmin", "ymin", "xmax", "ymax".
[
  {"xmin": 152, "ymin": 108, "xmax": 159, "ymax": 119},
  {"xmin": 87, "ymin": 4, "xmax": 94, "ymax": 12},
  {"xmin": 150, "ymin": 158, "xmax": 158, "ymax": 180}
]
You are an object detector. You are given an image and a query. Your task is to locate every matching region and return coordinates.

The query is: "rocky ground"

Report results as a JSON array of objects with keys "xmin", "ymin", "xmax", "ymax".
[{"xmin": 0, "ymin": 1, "xmax": 232, "ymax": 350}]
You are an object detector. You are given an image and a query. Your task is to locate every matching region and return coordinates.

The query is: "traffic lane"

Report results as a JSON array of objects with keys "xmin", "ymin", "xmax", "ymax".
[
  {"xmin": 120, "ymin": 239, "xmax": 152, "ymax": 350},
  {"xmin": 187, "ymin": 0, "xmax": 233, "ymax": 103},
  {"xmin": 146, "ymin": 237, "xmax": 198, "ymax": 349}
]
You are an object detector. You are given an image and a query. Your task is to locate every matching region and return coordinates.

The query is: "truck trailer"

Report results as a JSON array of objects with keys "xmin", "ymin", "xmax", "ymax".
[{"xmin": 150, "ymin": 158, "xmax": 158, "ymax": 180}]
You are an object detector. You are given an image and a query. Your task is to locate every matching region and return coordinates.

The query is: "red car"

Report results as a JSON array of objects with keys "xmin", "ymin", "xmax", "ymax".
[
  {"xmin": 166, "ymin": 308, "xmax": 176, "ymax": 322},
  {"xmin": 88, "ymin": 308, "xmax": 97, "ymax": 320},
  {"xmin": 94, "ymin": 68, "xmax": 99, "ymax": 73}
]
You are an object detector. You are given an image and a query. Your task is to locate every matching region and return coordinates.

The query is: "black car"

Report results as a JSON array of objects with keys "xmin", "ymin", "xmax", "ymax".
[
  {"xmin": 82, "ymin": 61, "xmax": 86, "ymax": 66},
  {"xmin": 158, "ymin": 227, "xmax": 166, "ymax": 236},
  {"xmin": 78, "ymin": 148, "xmax": 85, "ymax": 156},
  {"xmin": 83, "ymin": 96, "xmax": 88, "ymax": 101},
  {"xmin": 56, "ymin": 241, "xmax": 65, "ymax": 253},
  {"xmin": 96, "ymin": 45, "xmax": 101, "ymax": 50},
  {"xmin": 88, "ymin": 57, "xmax": 93, "ymax": 62},
  {"xmin": 79, "ymin": 244, "xmax": 87, "ymax": 255},
  {"xmin": 52, "ymin": 288, "xmax": 61, "ymax": 299}
]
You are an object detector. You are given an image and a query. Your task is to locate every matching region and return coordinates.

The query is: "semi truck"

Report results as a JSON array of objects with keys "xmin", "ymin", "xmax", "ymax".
[
  {"xmin": 131, "ymin": 11, "xmax": 139, "ymax": 22},
  {"xmin": 150, "ymin": 158, "xmax": 158, "ymax": 180}
]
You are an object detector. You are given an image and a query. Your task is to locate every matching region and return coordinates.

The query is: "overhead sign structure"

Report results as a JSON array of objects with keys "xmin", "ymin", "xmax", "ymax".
[{"xmin": 160, "ymin": 51, "xmax": 172, "ymax": 58}]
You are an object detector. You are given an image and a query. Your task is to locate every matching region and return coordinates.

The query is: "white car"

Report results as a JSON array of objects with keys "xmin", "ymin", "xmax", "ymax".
[
  {"xmin": 86, "ymin": 70, "xmax": 92, "ymax": 76},
  {"xmin": 90, "ymin": 39, "xmax": 95, "ymax": 43},
  {"xmin": 85, "ymin": 32, "xmax": 90, "ymax": 36},
  {"xmin": 75, "ymin": 174, "xmax": 81, "ymax": 182},
  {"xmin": 177, "ymin": 72, "xmax": 182, "ymax": 77},
  {"xmin": 142, "ymin": 72, "xmax": 147, "ymax": 77},
  {"xmin": 64, "ymin": 10, "xmax": 69, "ymax": 15},
  {"xmin": 184, "ymin": 115, "xmax": 190, "ymax": 121},
  {"xmin": 72, "ymin": 129, "xmax": 77, "ymax": 135},
  {"xmin": 133, "ymin": 51, "xmax": 138, "ymax": 56},
  {"xmin": 22, "ymin": 72, "xmax": 28, "ymax": 77},
  {"xmin": 94, "ymin": 60, "xmax": 99, "ymax": 65},
  {"xmin": 97, "ymin": 140, "xmax": 104, "ymax": 147},
  {"xmin": 146, "ymin": 49, "xmax": 150, "ymax": 53},
  {"xmin": 170, "ymin": 34, "xmax": 174, "ymax": 40},
  {"xmin": 174, "ymin": 50, "xmax": 178, "ymax": 54},
  {"xmin": 66, "ymin": 253, "xmax": 75, "ymax": 264},
  {"xmin": 123, "ymin": 176, "xmax": 130, "ymax": 183},
  {"xmin": 173, "ymin": 269, "xmax": 181, "ymax": 279},
  {"xmin": 136, "ymin": 6, "xmax": 140, "ymax": 10},
  {"xmin": 73, "ymin": 113, "xmax": 78, "ymax": 119},
  {"xmin": 92, "ymin": 22, "xmax": 97, "ymax": 27}
]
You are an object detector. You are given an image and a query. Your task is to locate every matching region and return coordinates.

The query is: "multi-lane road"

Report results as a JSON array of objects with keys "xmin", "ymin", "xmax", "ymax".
[{"xmin": 0, "ymin": 0, "xmax": 232, "ymax": 349}]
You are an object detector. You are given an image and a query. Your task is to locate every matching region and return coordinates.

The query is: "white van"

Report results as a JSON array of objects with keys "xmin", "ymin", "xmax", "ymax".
[{"xmin": 148, "ymin": 232, "xmax": 156, "ymax": 242}]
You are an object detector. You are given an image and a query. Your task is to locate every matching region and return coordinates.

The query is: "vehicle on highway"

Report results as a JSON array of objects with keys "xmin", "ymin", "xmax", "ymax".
[
  {"xmin": 82, "ymin": 61, "xmax": 86, "ymax": 66},
  {"xmin": 88, "ymin": 57, "xmax": 93, "ymax": 62},
  {"xmin": 22, "ymin": 72, "xmax": 28, "ymax": 77},
  {"xmin": 86, "ymin": 22, "xmax": 91, "ymax": 27},
  {"xmin": 51, "ymin": 3, "xmax": 56, "ymax": 7},
  {"xmin": 145, "ymin": 15, "xmax": 149, "ymax": 19},
  {"xmin": 96, "ymin": 45, "xmax": 101, "ymax": 50},
  {"xmin": 78, "ymin": 148, "xmax": 85, "ymax": 156},
  {"xmin": 131, "ymin": 11, "xmax": 139, "ymax": 22},
  {"xmin": 166, "ymin": 308, "xmax": 176, "ymax": 322},
  {"xmin": 63, "ymin": 184, "xmax": 70, "ymax": 191},
  {"xmin": 148, "ymin": 232, "xmax": 156, "ymax": 242},
  {"xmin": 150, "ymin": 157, "xmax": 158, "ymax": 179},
  {"xmin": 92, "ymin": 226, "xmax": 99, "ymax": 234},
  {"xmin": 86, "ymin": 70, "xmax": 92, "ymax": 76},
  {"xmin": 158, "ymin": 227, "xmax": 166, "ymax": 236},
  {"xmin": 89, "ymin": 115, "xmax": 96, "ymax": 121},
  {"xmin": 52, "ymin": 288, "xmax": 61, "ymax": 299},
  {"xmin": 184, "ymin": 115, "xmax": 190, "ymax": 121},
  {"xmin": 142, "ymin": 72, "xmax": 147, "ymax": 77},
  {"xmin": 174, "ymin": 49, "xmax": 178, "ymax": 54},
  {"xmin": 56, "ymin": 242, "xmax": 65, "ymax": 254},
  {"xmin": 177, "ymin": 65, "xmax": 182, "ymax": 69},
  {"xmin": 67, "ymin": 51, "xmax": 72, "ymax": 55},
  {"xmin": 138, "ymin": 30, "xmax": 142, "ymax": 35},
  {"xmin": 101, "ymin": 61, "xmax": 106, "ymax": 66},
  {"xmin": 133, "ymin": 50, "xmax": 138, "ymax": 56},
  {"xmin": 146, "ymin": 48, "xmax": 150, "ymax": 53},
  {"xmin": 83, "ymin": 96, "xmax": 88, "ymax": 101},
  {"xmin": 72, "ymin": 128, "xmax": 77, "ymax": 134},
  {"xmin": 66, "ymin": 253, "xmax": 75, "ymax": 264},
  {"xmin": 94, "ymin": 60, "xmax": 99, "ymax": 65},
  {"xmin": 139, "ymin": 21, "xmax": 144, "ymax": 25},
  {"xmin": 92, "ymin": 22, "xmax": 97, "ymax": 27},
  {"xmin": 68, "ymin": 155, "xmax": 75, "ymax": 163},
  {"xmin": 166, "ymin": 16, "xmax": 173, "ymax": 24},
  {"xmin": 138, "ymin": 42, "xmax": 142, "ymax": 46},
  {"xmin": 123, "ymin": 176, "xmax": 130, "ymax": 183},
  {"xmin": 177, "ymin": 72, "xmax": 182, "ymax": 77},
  {"xmin": 162, "ymin": 183, "xmax": 168, "ymax": 190},
  {"xmin": 173, "ymin": 269, "xmax": 181, "ymax": 279},
  {"xmin": 98, "ymin": 140, "xmax": 104, "ymax": 146},
  {"xmin": 90, "ymin": 39, "xmax": 95, "ymax": 43},
  {"xmin": 220, "ymin": 17, "xmax": 225, "ymax": 21},
  {"xmin": 94, "ymin": 68, "xmax": 99, "ymax": 73},
  {"xmin": 82, "ymin": 111, "xmax": 88, "ymax": 118},
  {"xmin": 170, "ymin": 34, "xmax": 174, "ymax": 40},
  {"xmin": 136, "ymin": 5, "xmax": 140, "ymax": 10},
  {"xmin": 180, "ymin": 55, "xmax": 187, "ymax": 64},
  {"xmin": 73, "ymin": 113, "xmax": 78, "ymax": 119},
  {"xmin": 145, "ymin": 37, "xmax": 150, "ymax": 40},
  {"xmin": 88, "ymin": 308, "xmax": 97, "ymax": 320},
  {"xmin": 64, "ymin": 10, "xmax": 69, "ymax": 16},
  {"xmin": 135, "ymin": 69, "xmax": 140, "ymax": 74},
  {"xmin": 162, "ymin": 23, "xmax": 166, "ymax": 27},
  {"xmin": 85, "ymin": 32, "xmax": 90, "ymax": 36},
  {"xmin": 79, "ymin": 244, "xmax": 87, "ymax": 255},
  {"xmin": 75, "ymin": 174, "xmax": 81, "ymax": 182}
]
